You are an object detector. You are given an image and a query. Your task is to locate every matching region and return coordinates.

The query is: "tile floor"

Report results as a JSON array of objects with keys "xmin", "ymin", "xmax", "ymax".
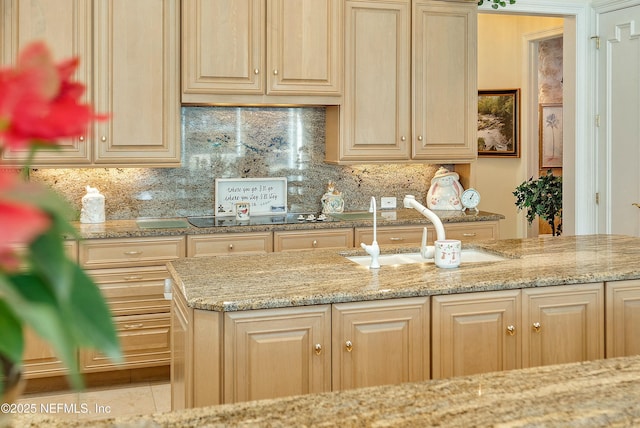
[{"xmin": 16, "ymin": 381, "xmax": 170, "ymax": 421}]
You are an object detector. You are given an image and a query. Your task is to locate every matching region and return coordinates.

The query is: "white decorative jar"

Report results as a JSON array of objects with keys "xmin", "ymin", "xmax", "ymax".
[{"xmin": 80, "ymin": 186, "xmax": 105, "ymax": 224}]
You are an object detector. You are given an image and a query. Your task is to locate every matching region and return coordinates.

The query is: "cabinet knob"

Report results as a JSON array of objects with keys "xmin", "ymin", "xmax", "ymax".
[
  {"xmin": 533, "ymin": 322, "xmax": 542, "ymax": 333},
  {"xmin": 273, "ymin": 69, "xmax": 279, "ymax": 75},
  {"xmin": 312, "ymin": 240, "xmax": 318, "ymax": 247},
  {"xmin": 345, "ymin": 340, "xmax": 353, "ymax": 352},
  {"xmin": 506, "ymin": 325, "xmax": 516, "ymax": 336},
  {"xmin": 417, "ymin": 135, "xmax": 423, "ymax": 141},
  {"xmin": 101, "ymin": 136, "xmax": 107, "ymax": 142},
  {"xmin": 314, "ymin": 344, "xmax": 322, "ymax": 355},
  {"xmin": 254, "ymin": 68, "xmax": 260, "ymax": 75},
  {"xmin": 400, "ymin": 136, "xmax": 406, "ymax": 142},
  {"xmin": 79, "ymin": 136, "xmax": 85, "ymax": 142},
  {"xmin": 228, "ymin": 244, "xmax": 234, "ymax": 250}
]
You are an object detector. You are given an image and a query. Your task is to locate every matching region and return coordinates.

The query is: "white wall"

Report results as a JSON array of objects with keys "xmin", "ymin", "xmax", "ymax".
[{"xmin": 477, "ymin": 14, "xmax": 564, "ymax": 239}]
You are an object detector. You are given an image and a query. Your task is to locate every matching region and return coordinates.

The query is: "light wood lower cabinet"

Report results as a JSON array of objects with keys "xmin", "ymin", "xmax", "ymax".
[
  {"xmin": 332, "ymin": 297, "xmax": 430, "ymax": 390},
  {"xmin": 223, "ymin": 306, "xmax": 332, "ymax": 403},
  {"xmin": 274, "ymin": 229, "xmax": 354, "ymax": 251},
  {"xmin": 605, "ymin": 280, "xmax": 640, "ymax": 358},
  {"xmin": 354, "ymin": 221, "xmax": 499, "ymax": 247},
  {"xmin": 187, "ymin": 232, "xmax": 272, "ymax": 256},
  {"xmin": 431, "ymin": 290, "xmax": 520, "ymax": 379},
  {"xmin": 522, "ymin": 284, "xmax": 604, "ymax": 367},
  {"xmin": 432, "ymin": 284, "xmax": 604, "ymax": 379},
  {"xmin": 444, "ymin": 221, "xmax": 499, "ymax": 242}
]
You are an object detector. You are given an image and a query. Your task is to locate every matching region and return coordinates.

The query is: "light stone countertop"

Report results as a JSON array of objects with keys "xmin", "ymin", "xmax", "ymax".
[
  {"xmin": 70, "ymin": 209, "xmax": 504, "ymax": 239},
  {"xmin": 168, "ymin": 234, "xmax": 640, "ymax": 312},
  {"xmin": 12, "ymin": 355, "xmax": 640, "ymax": 427}
]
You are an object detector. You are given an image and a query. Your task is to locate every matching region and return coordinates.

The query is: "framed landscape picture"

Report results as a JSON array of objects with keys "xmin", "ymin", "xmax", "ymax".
[
  {"xmin": 477, "ymin": 89, "xmax": 520, "ymax": 157},
  {"xmin": 539, "ymin": 103, "xmax": 563, "ymax": 168}
]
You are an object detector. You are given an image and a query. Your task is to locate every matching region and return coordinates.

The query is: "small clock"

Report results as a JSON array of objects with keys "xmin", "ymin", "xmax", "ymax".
[{"xmin": 461, "ymin": 188, "xmax": 481, "ymax": 213}]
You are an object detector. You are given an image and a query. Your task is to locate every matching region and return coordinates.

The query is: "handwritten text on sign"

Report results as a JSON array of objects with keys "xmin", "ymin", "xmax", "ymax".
[{"xmin": 215, "ymin": 178, "xmax": 287, "ymax": 216}]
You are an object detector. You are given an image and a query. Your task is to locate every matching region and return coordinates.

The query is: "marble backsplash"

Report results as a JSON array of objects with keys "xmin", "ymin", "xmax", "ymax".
[{"xmin": 31, "ymin": 107, "xmax": 442, "ymax": 220}]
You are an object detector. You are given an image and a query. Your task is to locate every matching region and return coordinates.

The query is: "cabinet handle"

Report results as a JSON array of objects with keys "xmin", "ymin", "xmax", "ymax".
[
  {"xmin": 389, "ymin": 237, "xmax": 405, "ymax": 241},
  {"xmin": 400, "ymin": 136, "xmax": 406, "ymax": 142},
  {"xmin": 273, "ymin": 69, "xmax": 279, "ymax": 75},
  {"xmin": 463, "ymin": 233, "xmax": 477, "ymax": 237},
  {"xmin": 254, "ymin": 68, "xmax": 260, "ymax": 75},
  {"xmin": 124, "ymin": 323, "xmax": 144, "ymax": 329},
  {"xmin": 228, "ymin": 244, "xmax": 234, "ymax": 250},
  {"xmin": 533, "ymin": 322, "xmax": 542, "ymax": 333},
  {"xmin": 314, "ymin": 344, "xmax": 322, "ymax": 356},
  {"xmin": 79, "ymin": 136, "xmax": 85, "ymax": 142},
  {"xmin": 345, "ymin": 340, "xmax": 353, "ymax": 352},
  {"xmin": 123, "ymin": 275, "xmax": 143, "ymax": 281},
  {"xmin": 123, "ymin": 250, "xmax": 143, "ymax": 256},
  {"xmin": 506, "ymin": 325, "xmax": 516, "ymax": 336},
  {"xmin": 101, "ymin": 136, "xmax": 107, "ymax": 142},
  {"xmin": 417, "ymin": 135, "xmax": 423, "ymax": 141},
  {"xmin": 312, "ymin": 240, "xmax": 318, "ymax": 247}
]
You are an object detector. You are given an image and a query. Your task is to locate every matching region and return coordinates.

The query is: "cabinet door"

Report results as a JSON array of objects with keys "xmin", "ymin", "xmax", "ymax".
[
  {"xmin": 328, "ymin": 0, "xmax": 411, "ymax": 162},
  {"xmin": 171, "ymin": 278, "xmax": 192, "ymax": 410},
  {"xmin": 332, "ymin": 297, "xmax": 430, "ymax": 390},
  {"xmin": 93, "ymin": 0, "xmax": 180, "ymax": 165},
  {"xmin": 224, "ymin": 305, "xmax": 331, "ymax": 403},
  {"xmin": 606, "ymin": 280, "xmax": 640, "ymax": 358},
  {"xmin": 412, "ymin": 0, "xmax": 477, "ymax": 162},
  {"xmin": 444, "ymin": 221, "xmax": 499, "ymax": 242},
  {"xmin": 0, "ymin": 0, "xmax": 92, "ymax": 165},
  {"xmin": 182, "ymin": 0, "xmax": 265, "ymax": 96},
  {"xmin": 22, "ymin": 328, "xmax": 70, "ymax": 379},
  {"xmin": 522, "ymin": 283, "xmax": 604, "ymax": 368},
  {"xmin": 267, "ymin": 0, "xmax": 341, "ymax": 95},
  {"xmin": 432, "ymin": 290, "xmax": 520, "ymax": 378}
]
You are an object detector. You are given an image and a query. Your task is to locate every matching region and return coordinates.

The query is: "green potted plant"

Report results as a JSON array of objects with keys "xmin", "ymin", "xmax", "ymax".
[
  {"xmin": 0, "ymin": 42, "xmax": 121, "ymax": 401},
  {"xmin": 513, "ymin": 169, "xmax": 563, "ymax": 236}
]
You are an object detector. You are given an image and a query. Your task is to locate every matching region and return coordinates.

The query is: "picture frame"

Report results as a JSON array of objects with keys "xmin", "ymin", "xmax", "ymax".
[
  {"xmin": 477, "ymin": 89, "xmax": 520, "ymax": 157},
  {"xmin": 539, "ymin": 103, "xmax": 563, "ymax": 168}
]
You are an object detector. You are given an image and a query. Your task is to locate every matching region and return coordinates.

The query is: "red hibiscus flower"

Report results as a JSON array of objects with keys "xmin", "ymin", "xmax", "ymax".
[{"xmin": 0, "ymin": 41, "xmax": 105, "ymax": 151}]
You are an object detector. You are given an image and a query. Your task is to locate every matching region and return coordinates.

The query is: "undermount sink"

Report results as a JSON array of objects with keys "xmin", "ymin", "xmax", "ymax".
[{"xmin": 346, "ymin": 249, "xmax": 507, "ymax": 267}]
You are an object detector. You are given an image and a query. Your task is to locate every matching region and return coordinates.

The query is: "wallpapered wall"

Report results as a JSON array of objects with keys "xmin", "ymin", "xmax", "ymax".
[{"xmin": 31, "ymin": 107, "xmax": 442, "ymax": 220}]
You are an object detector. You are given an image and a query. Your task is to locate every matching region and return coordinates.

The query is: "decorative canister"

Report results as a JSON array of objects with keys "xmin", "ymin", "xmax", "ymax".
[{"xmin": 80, "ymin": 186, "xmax": 105, "ymax": 224}]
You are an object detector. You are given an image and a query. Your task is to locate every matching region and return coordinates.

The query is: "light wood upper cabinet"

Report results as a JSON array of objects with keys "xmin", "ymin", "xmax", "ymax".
[
  {"xmin": 92, "ymin": 0, "xmax": 180, "ymax": 166},
  {"xmin": 326, "ymin": 0, "xmax": 477, "ymax": 164},
  {"xmin": 411, "ymin": 0, "xmax": 477, "ymax": 161},
  {"xmin": 332, "ymin": 297, "xmax": 430, "ymax": 390},
  {"xmin": 0, "ymin": 0, "xmax": 181, "ymax": 167},
  {"xmin": 182, "ymin": 0, "xmax": 342, "ymax": 104},
  {"xmin": 606, "ymin": 280, "xmax": 640, "ymax": 358},
  {"xmin": 326, "ymin": 0, "xmax": 411, "ymax": 162},
  {"xmin": 0, "ymin": 0, "xmax": 93, "ymax": 165}
]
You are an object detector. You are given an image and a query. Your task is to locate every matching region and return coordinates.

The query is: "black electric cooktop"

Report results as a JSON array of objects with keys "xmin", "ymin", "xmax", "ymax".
[{"xmin": 187, "ymin": 213, "xmax": 337, "ymax": 228}]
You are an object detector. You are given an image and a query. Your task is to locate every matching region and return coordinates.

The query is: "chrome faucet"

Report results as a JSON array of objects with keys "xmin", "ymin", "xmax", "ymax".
[
  {"xmin": 403, "ymin": 195, "xmax": 446, "ymax": 259},
  {"xmin": 360, "ymin": 196, "xmax": 380, "ymax": 269}
]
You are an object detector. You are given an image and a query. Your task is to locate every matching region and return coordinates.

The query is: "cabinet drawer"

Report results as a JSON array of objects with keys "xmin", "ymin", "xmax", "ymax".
[
  {"xmin": 355, "ymin": 226, "xmax": 434, "ymax": 246},
  {"xmin": 88, "ymin": 266, "xmax": 171, "ymax": 316},
  {"xmin": 79, "ymin": 236, "xmax": 186, "ymax": 268},
  {"xmin": 187, "ymin": 232, "xmax": 272, "ymax": 257},
  {"xmin": 274, "ymin": 229, "xmax": 354, "ymax": 252},
  {"xmin": 444, "ymin": 221, "xmax": 499, "ymax": 242},
  {"xmin": 80, "ymin": 313, "xmax": 171, "ymax": 372}
]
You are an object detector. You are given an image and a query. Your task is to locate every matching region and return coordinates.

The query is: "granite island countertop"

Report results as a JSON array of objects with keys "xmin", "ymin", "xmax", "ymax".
[
  {"xmin": 168, "ymin": 234, "xmax": 640, "ymax": 312},
  {"xmin": 12, "ymin": 355, "xmax": 640, "ymax": 427},
  {"xmin": 70, "ymin": 209, "xmax": 504, "ymax": 239}
]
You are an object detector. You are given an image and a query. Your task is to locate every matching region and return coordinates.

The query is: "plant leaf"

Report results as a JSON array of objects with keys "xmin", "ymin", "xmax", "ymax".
[{"xmin": 0, "ymin": 296, "xmax": 24, "ymax": 364}]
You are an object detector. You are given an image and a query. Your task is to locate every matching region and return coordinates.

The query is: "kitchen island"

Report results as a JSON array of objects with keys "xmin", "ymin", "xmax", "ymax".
[{"xmin": 167, "ymin": 234, "xmax": 640, "ymax": 411}]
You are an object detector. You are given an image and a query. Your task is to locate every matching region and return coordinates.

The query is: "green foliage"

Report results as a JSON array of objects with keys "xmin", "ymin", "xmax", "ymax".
[
  {"xmin": 478, "ymin": 95, "xmax": 514, "ymax": 144},
  {"xmin": 513, "ymin": 170, "xmax": 563, "ymax": 236},
  {"xmin": 478, "ymin": 0, "xmax": 517, "ymax": 9}
]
